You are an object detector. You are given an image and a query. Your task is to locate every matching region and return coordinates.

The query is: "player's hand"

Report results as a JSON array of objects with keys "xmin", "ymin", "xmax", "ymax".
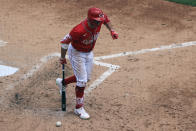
[
  {"xmin": 60, "ymin": 58, "xmax": 67, "ymax": 64},
  {"xmin": 111, "ymin": 30, "xmax": 118, "ymax": 39}
]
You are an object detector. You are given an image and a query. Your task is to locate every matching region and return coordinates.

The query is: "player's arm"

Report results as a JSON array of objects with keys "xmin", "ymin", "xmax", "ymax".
[
  {"xmin": 103, "ymin": 14, "xmax": 118, "ymax": 39},
  {"xmin": 104, "ymin": 21, "xmax": 112, "ymax": 31},
  {"xmin": 60, "ymin": 34, "xmax": 72, "ymax": 64}
]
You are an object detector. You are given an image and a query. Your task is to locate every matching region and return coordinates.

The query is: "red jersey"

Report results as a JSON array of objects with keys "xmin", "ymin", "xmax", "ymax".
[{"xmin": 61, "ymin": 14, "xmax": 110, "ymax": 52}]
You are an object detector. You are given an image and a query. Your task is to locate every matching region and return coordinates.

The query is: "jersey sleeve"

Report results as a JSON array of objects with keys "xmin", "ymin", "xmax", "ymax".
[
  {"xmin": 103, "ymin": 14, "xmax": 110, "ymax": 24},
  {"xmin": 60, "ymin": 34, "xmax": 72, "ymax": 44},
  {"xmin": 60, "ymin": 34, "xmax": 72, "ymax": 49}
]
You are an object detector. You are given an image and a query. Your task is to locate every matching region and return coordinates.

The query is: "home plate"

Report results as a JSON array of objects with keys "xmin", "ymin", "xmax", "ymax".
[
  {"xmin": 0, "ymin": 65, "xmax": 19, "ymax": 77},
  {"xmin": 0, "ymin": 40, "xmax": 7, "ymax": 47}
]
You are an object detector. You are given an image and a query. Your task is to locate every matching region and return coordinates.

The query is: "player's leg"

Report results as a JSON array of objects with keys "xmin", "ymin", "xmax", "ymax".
[
  {"xmin": 68, "ymin": 45, "xmax": 90, "ymax": 119},
  {"xmin": 74, "ymin": 85, "xmax": 90, "ymax": 119},
  {"xmin": 65, "ymin": 75, "xmax": 77, "ymax": 85},
  {"xmin": 71, "ymin": 58, "xmax": 90, "ymax": 119},
  {"xmin": 73, "ymin": 51, "xmax": 93, "ymax": 119},
  {"xmin": 69, "ymin": 55, "xmax": 87, "ymax": 108}
]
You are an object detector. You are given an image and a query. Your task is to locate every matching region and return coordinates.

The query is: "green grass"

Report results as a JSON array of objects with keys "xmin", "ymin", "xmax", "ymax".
[{"xmin": 167, "ymin": 0, "xmax": 196, "ymax": 6}]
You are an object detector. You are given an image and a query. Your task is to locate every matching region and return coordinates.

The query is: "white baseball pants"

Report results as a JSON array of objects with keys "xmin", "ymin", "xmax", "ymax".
[{"xmin": 68, "ymin": 44, "xmax": 93, "ymax": 87}]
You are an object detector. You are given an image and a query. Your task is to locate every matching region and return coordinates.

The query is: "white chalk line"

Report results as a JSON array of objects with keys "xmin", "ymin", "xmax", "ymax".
[
  {"xmin": 94, "ymin": 41, "xmax": 196, "ymax": 60},
  {"xmin": 85, "ymin": 41, "xmax": 196, "ymax": 94},
  {"xmin": 22, "ymin": 53, "xmax": 61, "ymax": 80},
  {"xmin": 6, "ymin": 53, "xmax": 61, "ymax": 90},
  {"xmin": 85, "ymin": 61, "xmax": 120, "ymax": 94}
]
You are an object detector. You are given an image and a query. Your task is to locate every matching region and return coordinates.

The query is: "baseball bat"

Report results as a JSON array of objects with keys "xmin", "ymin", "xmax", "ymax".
[{"xmin": 62, "ymin": 64, "xmax": 66, "ymax": 111}]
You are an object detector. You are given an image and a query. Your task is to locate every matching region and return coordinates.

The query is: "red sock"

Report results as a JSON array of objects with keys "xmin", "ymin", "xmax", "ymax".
[
  {"xmin": 64, "ymin": 75, "xmax": 76, "ymax": 85},
  {"xmin": 75, "ymin": 86, "xmax": 85, "ymax": 109}
]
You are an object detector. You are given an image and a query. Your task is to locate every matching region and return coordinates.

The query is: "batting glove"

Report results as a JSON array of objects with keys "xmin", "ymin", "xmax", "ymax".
[
  {"xmin": 111, "ymin": 30, "xmax": 118, "ymax": 39},
  {"xmin": 60, "ymin": 58, "xmax": 67, "ymax": 64}
]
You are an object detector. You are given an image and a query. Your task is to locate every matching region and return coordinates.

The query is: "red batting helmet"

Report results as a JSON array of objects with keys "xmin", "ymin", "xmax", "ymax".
[{"xmin": 88, "ymin": 7, "xmax": 104, "ymax": 21}]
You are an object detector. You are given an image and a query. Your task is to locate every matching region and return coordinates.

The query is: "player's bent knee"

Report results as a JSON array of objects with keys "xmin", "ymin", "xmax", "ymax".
[{"xmin": 76, "ymin": 81, "xmax": 87, "ymax": 87}]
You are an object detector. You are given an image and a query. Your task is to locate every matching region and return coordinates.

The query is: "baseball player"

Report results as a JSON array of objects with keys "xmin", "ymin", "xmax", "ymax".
[{"xmin": 56, "ymin": 7, "xmax": 118, "ymax": 119}]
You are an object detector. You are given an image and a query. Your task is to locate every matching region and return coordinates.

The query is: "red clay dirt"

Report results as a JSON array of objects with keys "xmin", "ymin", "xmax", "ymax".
[{"xmin": 0, "ymin": 0, "xmax": 196, "ymax": 131}]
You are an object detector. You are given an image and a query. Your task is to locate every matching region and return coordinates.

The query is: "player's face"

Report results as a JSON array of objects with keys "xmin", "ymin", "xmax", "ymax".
[{"xmin": 88, "ymin": 19, "xmax": 101, "ymax": 28}]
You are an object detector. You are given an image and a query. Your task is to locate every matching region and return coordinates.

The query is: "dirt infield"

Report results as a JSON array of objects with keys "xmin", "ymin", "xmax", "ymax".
[{"xmin": 0, "ymin": 0, "xmax": 196, "ymax": 131}]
